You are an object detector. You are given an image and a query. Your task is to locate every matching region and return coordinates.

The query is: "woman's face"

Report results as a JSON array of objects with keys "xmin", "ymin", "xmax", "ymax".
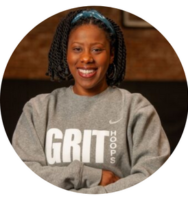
[{"xmin": 67, "ymin": 24, "xmax": 114, "ymax": 96}]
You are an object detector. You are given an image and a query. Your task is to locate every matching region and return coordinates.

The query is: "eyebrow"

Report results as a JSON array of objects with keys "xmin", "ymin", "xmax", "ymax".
[{"xmin": 70, "ymin": 42, "xmax": 105, "ymax": 46}]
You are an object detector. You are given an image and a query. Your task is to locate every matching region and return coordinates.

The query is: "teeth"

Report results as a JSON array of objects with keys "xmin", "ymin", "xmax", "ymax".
[{"xmin": 78, "ymin": 69, "xmax": 95, "ymax": 74}]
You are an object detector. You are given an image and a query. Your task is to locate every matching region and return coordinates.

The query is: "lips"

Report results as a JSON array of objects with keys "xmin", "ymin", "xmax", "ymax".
[{"xmin": 77, "ymin": 68, "xmax": 97, "ymax": 78}]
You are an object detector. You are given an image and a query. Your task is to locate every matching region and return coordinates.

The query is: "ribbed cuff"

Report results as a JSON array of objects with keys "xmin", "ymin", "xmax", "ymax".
[{"xmin": 81, "ymin": 165, "xmax": 102, "ymax": 188}]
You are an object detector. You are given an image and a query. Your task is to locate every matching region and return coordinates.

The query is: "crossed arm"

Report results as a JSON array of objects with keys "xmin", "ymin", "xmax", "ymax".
[{"xmin": 12, "ymin": 100, "xmax": 170, "ymax": 194}]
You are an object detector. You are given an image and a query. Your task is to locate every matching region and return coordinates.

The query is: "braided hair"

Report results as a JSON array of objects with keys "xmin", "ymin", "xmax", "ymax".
[{"xmin": 46, "ymin": 9, "xmax": 126, "ymax": 86}]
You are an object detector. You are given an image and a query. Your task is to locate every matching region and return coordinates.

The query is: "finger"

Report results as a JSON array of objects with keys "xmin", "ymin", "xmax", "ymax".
[{"xmin": 114, "ymin": 176, "xmax": 120, "ymax": 182}]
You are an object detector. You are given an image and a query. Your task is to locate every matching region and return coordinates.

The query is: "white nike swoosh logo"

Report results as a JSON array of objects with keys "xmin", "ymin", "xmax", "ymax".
[{"xmin": 109, "ymin": 117, "xmax": 123, "ymax": 124}]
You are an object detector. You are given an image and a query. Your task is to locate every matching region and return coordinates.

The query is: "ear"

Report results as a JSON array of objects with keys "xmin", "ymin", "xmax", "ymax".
[{"xmin": 110, "ymin": 48, "xmax": 115, "ymax": 64}]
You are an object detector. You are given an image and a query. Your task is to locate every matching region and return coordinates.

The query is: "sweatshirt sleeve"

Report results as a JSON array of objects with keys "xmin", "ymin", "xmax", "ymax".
[
  {"xmin": 107, "ymin": 103, "xmax": 170, "ymax": 193},
  {"xmin": 12, "ymin": 98, "xmax": 102, "ymax": 190},
  {"xmin": 70, "ymin": 102, "xmax": 171, "ymax": 194}
]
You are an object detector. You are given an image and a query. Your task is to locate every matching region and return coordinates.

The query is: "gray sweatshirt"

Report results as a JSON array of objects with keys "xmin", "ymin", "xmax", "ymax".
[{"xmin": 12, "ymin": 86, "xmax": 170, "ymax": 194}]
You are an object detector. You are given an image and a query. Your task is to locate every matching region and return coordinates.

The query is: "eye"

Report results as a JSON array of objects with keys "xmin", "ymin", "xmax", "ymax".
[
  {"xmin": 73, "ymin": 47, "xmax": 82, "ymax": 52},
  {"xmin": 92, "ymin": 48, "xmax": 103, "ymax": 54}
]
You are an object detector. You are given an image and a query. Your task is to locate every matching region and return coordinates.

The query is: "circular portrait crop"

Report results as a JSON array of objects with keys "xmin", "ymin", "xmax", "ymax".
[{"xmin": 0, "ymin": 6, "xmax": 188, "ymax": 195}]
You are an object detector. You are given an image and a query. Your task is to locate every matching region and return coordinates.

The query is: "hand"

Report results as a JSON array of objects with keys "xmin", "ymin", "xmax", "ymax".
[{"xmin": 99, "ymin": 170, "xmax": 120, "ymax": 186}]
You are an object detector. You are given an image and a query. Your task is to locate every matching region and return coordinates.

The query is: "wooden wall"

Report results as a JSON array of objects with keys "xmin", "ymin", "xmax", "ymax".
[{"xmin": 3, "ymin": 6, "xmax": 186, "ymax": 81}]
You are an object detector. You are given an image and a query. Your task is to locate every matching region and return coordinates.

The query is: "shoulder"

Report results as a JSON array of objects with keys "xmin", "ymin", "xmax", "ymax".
[
  {"xmin": 112, "ymin": 87, "xmax": 151, "ymax": 108},
  {"xmin": 114, "ymin": 88, "xmax": 161, "ymax": 125},
  {"xmin": 23, "ymin": 87, "xmax": 69, "ymax": 113},
  {"xmin": 111, "ymin": 87, "xmax": 158, "ymax": 118}
]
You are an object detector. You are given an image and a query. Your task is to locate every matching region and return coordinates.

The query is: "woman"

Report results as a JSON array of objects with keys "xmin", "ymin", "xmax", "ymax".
[{"xmin": 12, "ymin": 9, "xmax": 170, "ymax": 194}]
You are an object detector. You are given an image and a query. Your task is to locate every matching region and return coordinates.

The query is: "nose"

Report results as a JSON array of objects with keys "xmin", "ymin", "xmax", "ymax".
[{"xmin": 80, "ymin": 51, "xmax": 94, "ymax": 64}]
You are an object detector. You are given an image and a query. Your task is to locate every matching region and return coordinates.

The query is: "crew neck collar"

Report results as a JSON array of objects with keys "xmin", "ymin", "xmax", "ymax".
[{"xmin": 68, "ymin": 85, "xmax": 112, "ymax": 100}]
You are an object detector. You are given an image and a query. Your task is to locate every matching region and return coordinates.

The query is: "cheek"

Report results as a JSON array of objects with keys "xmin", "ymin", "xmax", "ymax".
[
  {"xmin": 98, "ymin": 55, "xmax": 111, "ymax": 69},
  {"xmin": 67, "ymin": 45, "xmax": 72, "ymax": 63},
  {"xmin": 67, "ymin": 54, "xmax": 77, "ymax": 77},
  {"xmin": 67, "ymin": 49, "xmax": 78, "ymax": 66}
]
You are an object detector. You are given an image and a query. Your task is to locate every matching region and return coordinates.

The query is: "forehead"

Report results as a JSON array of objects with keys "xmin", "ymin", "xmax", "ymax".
[{"xmin": 68, "ymin": 24, "xmax": 109, "ymax": 43}]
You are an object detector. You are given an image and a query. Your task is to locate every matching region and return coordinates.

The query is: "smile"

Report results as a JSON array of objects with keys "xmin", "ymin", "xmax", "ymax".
[{"xmin": 78, "ymin": 68, "xmax": 97, "ymax": 78}]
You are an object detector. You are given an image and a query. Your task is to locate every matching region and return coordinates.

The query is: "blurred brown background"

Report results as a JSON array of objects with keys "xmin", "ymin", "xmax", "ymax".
[
  {"xmin": 0, "ymin": 6, "xmax": 187, "ymax": 153},
  {"xmin": 3, "ymin": 6, "xmax": 186, "ymax": 81}
]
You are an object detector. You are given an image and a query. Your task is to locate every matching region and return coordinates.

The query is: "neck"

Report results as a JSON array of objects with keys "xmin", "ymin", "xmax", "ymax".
[{"xmin": 73, "ymin": 83, "xmax": 108, "ymax": 96}]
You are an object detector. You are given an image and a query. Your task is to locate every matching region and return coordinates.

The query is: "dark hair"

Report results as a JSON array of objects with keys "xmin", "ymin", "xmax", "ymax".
[{"xmin": 46, "ymin": 9, "xmax": 126, "ymax": 86}]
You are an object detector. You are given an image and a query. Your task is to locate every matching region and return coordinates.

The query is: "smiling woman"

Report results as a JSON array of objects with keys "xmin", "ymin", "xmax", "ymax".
[
  {"xmin": 11, "ymin": 8, "xmax": 170, "ymax": 194},
  {"xmin": 67, "ymin": 24, "xmax": 114, "ymax": 96}
]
